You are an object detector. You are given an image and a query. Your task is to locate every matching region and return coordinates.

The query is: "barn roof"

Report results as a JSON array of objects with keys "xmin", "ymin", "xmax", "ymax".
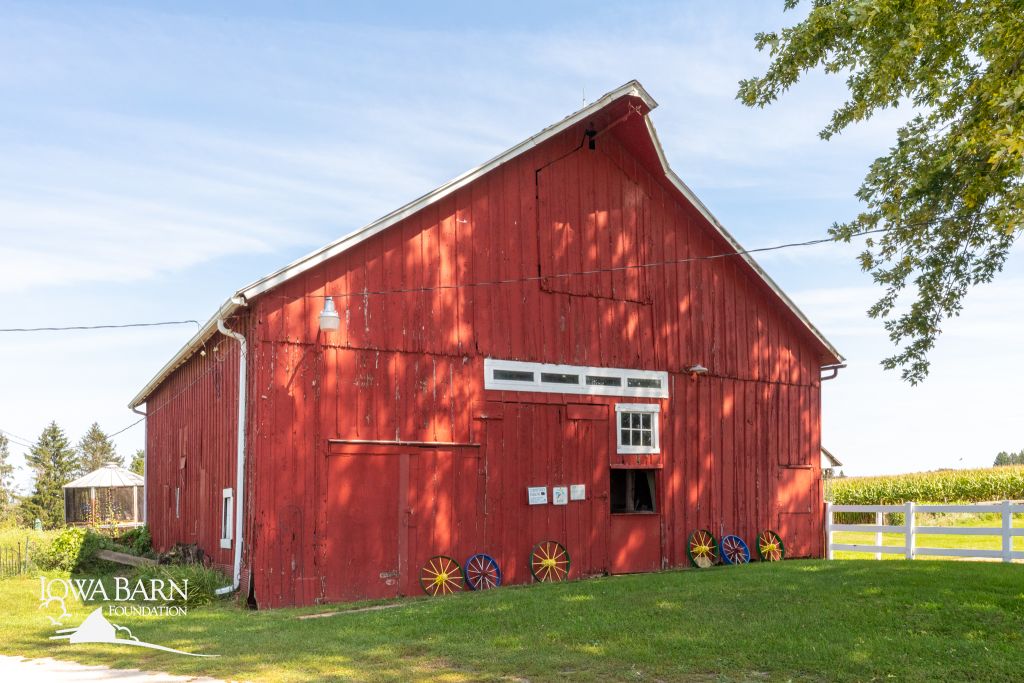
[
  {"xmin": 129, "ymin": 80, "xmax": 842, "ymax": 409},
  {"xmin": 64, "ymin": 464, "xmax": 144, "ymax": 489}
]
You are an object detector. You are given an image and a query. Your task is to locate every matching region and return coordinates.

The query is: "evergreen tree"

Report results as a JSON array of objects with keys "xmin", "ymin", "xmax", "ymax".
[
  {"xmin": 129, "ymin": 448, "xmax": 145, "ymax": 476},
  {"xmin": 24, "ymin": 422, "xmax": 76, "ymax": 529},
  {"xmin": 0, "ymin": 433, "xmax": 15, "ymax": 523},
  {"xmin": 75, "ymin": 422, "xmax": 120, "ymax": 475},
  {"xmin": 994, "ymin": 451, "xmax": 1011, "ymax": 467}
]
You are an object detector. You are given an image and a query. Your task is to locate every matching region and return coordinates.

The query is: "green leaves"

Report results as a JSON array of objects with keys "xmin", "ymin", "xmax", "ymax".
[{"xmin": 742, "ymin": 0, "xmax": 1024, "ymax": 383}]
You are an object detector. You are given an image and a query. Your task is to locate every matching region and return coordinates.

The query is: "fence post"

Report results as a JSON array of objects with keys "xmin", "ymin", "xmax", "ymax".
[
  {"xmin": 905, "ymin": 501, "xmax": 916, "ymax": 560},
  {"xmin": 825, "ymin": 502, "xmax": 834, "ymax": 560},
  {"xmin": 1002, "ymin": 500, "xmax": 1012, "ymax": 563},
  {"xmin": 875, "ymin": 511, "xmax": 883, "ymax": 561}
]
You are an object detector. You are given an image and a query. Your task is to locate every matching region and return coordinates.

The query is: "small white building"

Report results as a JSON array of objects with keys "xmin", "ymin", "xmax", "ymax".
[{"xmin": 63, "ymin": 464, "xmax": 144, "ymax": 527}]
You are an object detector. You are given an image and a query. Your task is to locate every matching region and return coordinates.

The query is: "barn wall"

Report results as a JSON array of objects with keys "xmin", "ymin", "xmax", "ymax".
[
  {"xmin": 237, "ymin": 107, "xmax": 827, "ymax": 607},
  {"xmin": 144, "ymin": 326, "xmax": 241, "ymax": 571}
]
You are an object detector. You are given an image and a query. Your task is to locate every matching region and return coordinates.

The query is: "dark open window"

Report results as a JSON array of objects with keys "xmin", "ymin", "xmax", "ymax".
[{"xmin": 610, "ymin": 469, "xmax": 657, "ymax": 514}]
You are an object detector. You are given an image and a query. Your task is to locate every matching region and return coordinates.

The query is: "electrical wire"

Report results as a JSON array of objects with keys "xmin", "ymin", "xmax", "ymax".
[
  {"xmin": 0, "ymin": 428, "xmax": 34, "ymax": 449},
  {"xmin": 0, "ymin": 320, "xmax": 201, "ymax": 333},
  {"xmin": 292, "ymin": 228, "xmax": 890, "ymax": 300}
]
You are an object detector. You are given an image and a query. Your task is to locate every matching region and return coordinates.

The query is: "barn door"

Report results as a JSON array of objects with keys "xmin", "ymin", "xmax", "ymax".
[
  {"xmin": 324, "ymin": 452, "xmax": 406, "ymax": 602},
  {"xmin": 775, "ymin": 467, "xmax": 816, "ymax": 557}
]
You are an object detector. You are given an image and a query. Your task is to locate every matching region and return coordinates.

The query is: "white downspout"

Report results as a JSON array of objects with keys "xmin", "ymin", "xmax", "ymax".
[
  {"xmin": 131, "ymin": 405, "xmax": 147, "ymax": 522},
  {"xmin": 215, "ymin": 315, "xmax": 247, "ymax": 596}
]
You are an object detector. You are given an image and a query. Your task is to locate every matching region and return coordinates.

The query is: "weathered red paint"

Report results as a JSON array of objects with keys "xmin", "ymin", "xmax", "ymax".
[{"xmin": 143, "ymin": 92, "xmax": 837, "ymax": 608}]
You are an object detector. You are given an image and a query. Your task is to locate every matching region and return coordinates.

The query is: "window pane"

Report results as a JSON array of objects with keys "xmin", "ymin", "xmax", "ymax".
[
  {"xmin": 641, "ymin": 413, "xmax": 652, "ymax": 429},
  {"xmin": 631, "ymin": 413, "xmax": 641, "ymax": 428},
  {"xmin": 641, "ymin": 431, "xmax": 652, "ymax": 446},
  {"xmin": 540, "ymin": 372, "xmax": 579, "ymax": 384},
  {"xmin": 627, "ymin": 377, "xmax": 662, "ymax": 388},
  {"xmin": 620, "ymin": 413, "xmax": 629, "ymax": 428},
  {"xmin": 494, "ymin": 369, "xmax": 534, "ymax": 382},
  {"xmin": 620, "ymin": 428, "xmax": 630, "ymax": 445},
  {"xmin": 632, "ymin": 430, "xmax": 642, "ymax": 446},
  {"xmin": 586, "ymin": 375, "xmax": 622, "ymax": 386}
]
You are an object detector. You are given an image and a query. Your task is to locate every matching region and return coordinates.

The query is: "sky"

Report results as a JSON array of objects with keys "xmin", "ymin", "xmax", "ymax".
[{"xmin": 0, "ymin": 1, "xmax": 1020, "ymax": 490}]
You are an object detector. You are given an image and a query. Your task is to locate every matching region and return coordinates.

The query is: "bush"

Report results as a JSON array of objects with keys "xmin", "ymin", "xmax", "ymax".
[
  {"xmin": 119, "ymin": 526, "xmax": 152, "ymax": 556},
  {"xmin": 833, "ymin": 465, "xmax": 1024, "ymax": 506},
  {"xmin": 130, "ymin": 563, "xmax": 230, "ymax": 608},
  {"xmin": 35, "ymin": 527, "xmax": 126, "ymax": 573}
]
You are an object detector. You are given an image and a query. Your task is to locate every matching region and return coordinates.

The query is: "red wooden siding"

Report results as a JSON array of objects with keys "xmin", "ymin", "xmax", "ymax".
[
  {"xmin": 144, "ymin": 331, "xmax": 241, "ymax": 572},
  {"xmin": 144, "ymin": 93, "xmax": 829, "ymax": 608}
]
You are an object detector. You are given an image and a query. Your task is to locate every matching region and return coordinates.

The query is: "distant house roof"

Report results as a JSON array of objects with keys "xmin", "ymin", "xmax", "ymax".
[
  {"xmin": 821, "ymin": 447, "xmax": 843, "ymax": 468},
  {"xmin": 63, "ymin": 464, "xmax": 144, "ymax": 489}
]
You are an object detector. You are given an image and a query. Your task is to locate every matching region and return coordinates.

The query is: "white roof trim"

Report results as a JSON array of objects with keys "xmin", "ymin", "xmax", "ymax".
[{"xmin": 129, "ymin": 79, "xmax": 840, "ymax": 409}]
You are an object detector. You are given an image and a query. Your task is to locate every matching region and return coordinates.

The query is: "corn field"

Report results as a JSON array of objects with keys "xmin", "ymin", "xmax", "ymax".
[{"xmin": 832, "ymin": 465, "xmax": 1024, "ymax": 505}]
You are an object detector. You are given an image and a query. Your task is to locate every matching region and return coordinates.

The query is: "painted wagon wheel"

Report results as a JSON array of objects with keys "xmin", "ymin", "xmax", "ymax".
[
  {"xmin": 419, "ymin": 555, "xmax": 465, "ymax": 596},
  {"xmin": 756, "ymin": 530, "xmax": 785, "ymax": 562},
  {"xmin": 530, "ymin": 540, "xmax": 571, "ymax": 582},
  {"xmin": 720, "ymin": 535, "xmax": 751, "ymax": 565},
  {"xmin": 686, "ymin": 529, "xmax": 719, "ymax": 568},
  {"xmin": 463, "ymin": 553, "xmax": 502, "ymax": 590}
]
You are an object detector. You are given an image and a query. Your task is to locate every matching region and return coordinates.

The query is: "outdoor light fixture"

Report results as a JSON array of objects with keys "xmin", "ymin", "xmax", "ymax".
[
  {"xmin": 318, "ymin": 297, "xmax": 340, "ymax": 331},
  {"xmin": 685, "ymin": 364, "xmax": 709, "ymax": 376}
]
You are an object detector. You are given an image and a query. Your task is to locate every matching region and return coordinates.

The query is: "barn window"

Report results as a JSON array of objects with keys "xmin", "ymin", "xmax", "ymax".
[
  {"xmin": 610, "ymin": 469, "xmax": 657, "ymax": 513},
  {"xmin": 485, "ymin": 359, "xmax": 668, "ymax": 398},
  {"xmin": 615, "ymin": 403, "xmax": 660, "ymax": 454},
  {"xmin": 220, "ymin": 488, "xmax": 234, "ymax": 549}
]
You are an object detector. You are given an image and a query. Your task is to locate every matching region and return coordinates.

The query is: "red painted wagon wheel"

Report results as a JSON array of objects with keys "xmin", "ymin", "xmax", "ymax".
[
  {"xmin": 686, "ymin": 529, "xmax": 719, "ymax": 568},
  {"xmin": 756, "ymin": 530, "xmax": 785, "ymax": 562},
  {"xmin": 419, "ymin": 555, "xmax": 465, "ymax": 596},
  {"xmin": 530, "ymin": 540, "xmax": 570, "ymax": 582}
]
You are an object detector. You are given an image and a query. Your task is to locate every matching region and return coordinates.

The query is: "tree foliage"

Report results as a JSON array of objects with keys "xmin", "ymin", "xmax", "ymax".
[
  {"xmin": 739, "ymin": 0, "xmax": 1024, "ymax": 383},
  {"xmin": 75, "ymin": 422, "xmax": 120, "ymax": 475},
  {"xmin": 24, "ymin": 422, "xmax": 77, "ymax": 529},
  {"xmin": 129, "ymin": 448, "xmax": 145, "ymax": 476},
  {"xmin": 0, "ymin": 433, "xmax": 15, "ymax": 524},
  {"xmin": 994, "ymin": 450, "xmax": 1024, "ymax": 466}
]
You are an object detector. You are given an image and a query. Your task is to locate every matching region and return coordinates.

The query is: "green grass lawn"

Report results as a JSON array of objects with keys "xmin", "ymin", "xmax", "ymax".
[
  {"xmin": 833, "ymin": 512, "xmax": 1024, "ymax": 560},
  {"xmin": 2, "ymin": 560, "xmax": 1024, "ymax": 681}
]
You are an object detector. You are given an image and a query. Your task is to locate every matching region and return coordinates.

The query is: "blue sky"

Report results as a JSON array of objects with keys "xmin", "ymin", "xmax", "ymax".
[{"xmin": 1, "ymin": 1, "xmax": 1021, "ymax": 488}]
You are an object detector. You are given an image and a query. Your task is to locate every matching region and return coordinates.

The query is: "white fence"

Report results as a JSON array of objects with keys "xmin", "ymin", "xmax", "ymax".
[{"xmin": 826, "ymin": 501, "xmax": 1024, "ymax": 562}]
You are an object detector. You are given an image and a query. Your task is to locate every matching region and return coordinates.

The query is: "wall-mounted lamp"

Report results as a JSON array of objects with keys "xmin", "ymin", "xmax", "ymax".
[
  {"xmin": 319, "ymin": 297, "xmax": 340, "ymax": 331},
  {"xmin": 685, "ymin": 364, "xmax": 709, "ymax": 379}
]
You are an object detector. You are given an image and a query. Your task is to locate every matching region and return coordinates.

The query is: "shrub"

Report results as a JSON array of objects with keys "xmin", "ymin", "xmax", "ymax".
[
  {"xmin": 119, "ymin": 526, "xmax": 152, "ymax": 556},
  {"xmin": 833, "ymin": 465, "xmax": 1024, "ymax": 506},
  {"xmin": 130, "ymin": 563, "xmax": 230, "ymax": 608},
  {"xmin": 35, "ymin": 527, "xmax": 125, "ymax": 573}
]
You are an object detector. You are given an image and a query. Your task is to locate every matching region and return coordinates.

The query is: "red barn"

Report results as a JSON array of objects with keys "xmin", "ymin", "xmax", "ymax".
[{"xmin": 129, "ymin": 81, "xmax": 843, "ymax": 608}]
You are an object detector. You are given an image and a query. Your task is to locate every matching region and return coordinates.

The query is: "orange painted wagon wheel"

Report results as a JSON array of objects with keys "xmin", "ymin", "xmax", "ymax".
[
  {"xmin": 687, "ymin": 529, "xmax": 719, "ymax": 568},
  {"xmin": 530, "ymin": 540, "xmax": 570, "ymax": 582},
  {"xmin": 419, "ymin": 555, "xmax": 465, "ymax": 596},
  {"xmin": 756, "ymin": 530, "xmax": 785, "ymax": 562}
]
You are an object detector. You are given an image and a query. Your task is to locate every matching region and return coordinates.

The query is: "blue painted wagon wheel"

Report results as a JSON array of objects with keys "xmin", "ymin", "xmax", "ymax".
[
  {"xmin": 720, "ymin": 535, "xmax": 751, "ymax": 565},
  {"xmin": 686, "ymin": 529, "xmax": 719, "ymax": 568},
  {"xmin": 419, "ymin": 555, "xmax": 465, "ymax": 596},
  {"xmin": 530, "ymin": 540, "xmax": 570, "ymax": 582},
  {"xmin": 463, "ymin": 553, "xmax": 502, "ymax": 590},
  {"xmin": 756, "ymin": 530, "xmax": 785, "ymax": 562}
]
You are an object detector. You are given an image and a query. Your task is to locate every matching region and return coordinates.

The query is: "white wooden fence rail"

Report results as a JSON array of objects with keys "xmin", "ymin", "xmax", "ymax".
[{"xmin": 826, "ymin": 501, "xmax": 1024, "ymax": 562}]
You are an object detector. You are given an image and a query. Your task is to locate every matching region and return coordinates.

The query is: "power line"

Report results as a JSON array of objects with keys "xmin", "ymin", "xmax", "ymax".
[
  {"xmin": 292, "ymin": 228, "xmax": 890, "ymax": 300},
  {"xmin": 0, "ymin": 428, "xmax": 34, "ymax": 449},
  {"xmin": 0, "ymin": 320, "xmax": 201, "ymax": 333}
]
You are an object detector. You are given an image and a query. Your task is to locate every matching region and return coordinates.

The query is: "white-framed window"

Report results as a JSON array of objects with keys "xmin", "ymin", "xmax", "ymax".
[
  {"xmin": 484, "ymin": 359, "xmax": 668, "ymax": 399},
  {"xmin": 220, "ymin": 488, "xmax": 234, "ymax": 549},
  {"xmin": 615, "ymin": 403, "xmax": 660, "ymax": 454}
]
